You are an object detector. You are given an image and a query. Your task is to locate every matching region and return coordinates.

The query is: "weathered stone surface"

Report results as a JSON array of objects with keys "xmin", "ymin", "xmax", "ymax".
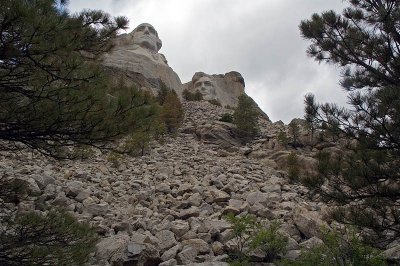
[
  {"xmin": 183, "ymin": 72, "xmax": 245, "ymax": 108},
  {"xmin": 52, "ymin": 192, "xmax": 70, "ymax": 207},
  {"xmin": 85, "ymin": 203, "xmax": 109, "ymax": 217},
  {"xmin": 103, "ymin": 23, "xmax": 182, "ymax": 95},
  {"xmin": 75, "ymin": 189, "xmax": 91, "ymax": 202},
  {"xmin": 159, "ymin": 259, "xmax": 178, "ymax": 266},
  {"xmin": 171, "ymin": 220, "xmax": 190, "ymax": 238},
  {"xmin": 204, "ymin": 220, "xmax": 231, "ymax": 233},
  {"xmin": 211, "ymin": 241, "xmax": 225, "ymax": 255},
  {"xmin": 156, "ymin": 230, "xmax": 177, "ymax": 251},
  {"xmin": 177, "ymin": 247, "xmax": 198, "ymax": 264},
  {"xmin": 161, "ymin": 244, "xmax": 181, "ymax": 261},
  {"xmin": 179, "ymin": 207, "xmax": 200, "ymax": 220},
  {"xmin": 19, "ymin": 177, "xmax": 42, "ymax": 196},
  {"xmin": 182, "ymin": 238, "xmax": 210, "ymax": 255},
  {"xmin": 284, "ymin": 250, "xmax": 302, "ymax": 261},
  {"xmin": 31, "ymin": 174, "xmax": 55, "ymax": 190},
  {"xmin": 95, "ymin": 234, "xmax": 130, "ymax": 263},
  {"xmin": 299, "ymin": 237, "xmax": 324, "ymax": 250},
  {"xmin": 383, "ymin": 245, "xmax": 400, "ymax": 262},
  {"xmin": 186, "ymin": 263, "xmax": 229, "ymax": 266},
  {"xmin": 156, "ymin": 183, "xmax": 171, "ymax": 193},
  {"xmin": 187, "ymin": 193, "xmax": 203, "ymax": 206},
  {"xmin": 246, "ymin": 191, "xmax": 269, "ymax": 206},
  {"xmin": 293, "ymin": 207, "xmax": 329, "ymax": 238},
  {"xmin": 210, "ymin": 189, "xmax": 230, "ymax": 202},
  {"xmin": 127, "ymin": 242, "xmax": 145, "ymax": 256},
  {"xmin": 65, "ymin": 181, "xmax": 84, "ymax": 197}
]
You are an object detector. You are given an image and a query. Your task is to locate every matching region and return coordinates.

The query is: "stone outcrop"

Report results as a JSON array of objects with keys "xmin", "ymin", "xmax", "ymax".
[{"xmin": 102, "ymin": 23, "xmax": 182, "ymax": 94}]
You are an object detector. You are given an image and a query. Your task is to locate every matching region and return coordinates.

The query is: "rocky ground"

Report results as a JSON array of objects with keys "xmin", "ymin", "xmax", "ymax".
[{"xmin": 1, "ymin": 101, "xmax": 397, "ymax": 265}]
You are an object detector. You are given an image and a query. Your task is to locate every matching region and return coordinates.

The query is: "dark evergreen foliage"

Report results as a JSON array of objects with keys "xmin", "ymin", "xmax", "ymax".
[
  {"xmin": 0, "ymin": 209, "xmax": 98, "ymax": 266},
  {"xmin": 300, "ymin": 0, "xmax": 400, "ymax": 245},
  {"xmin": 161, "ymin": 90, "xmax": 184, "ymax": 135},
  {"xmin": 233, "ymin": 94, "xmax": 259, "ymax": 139},
  {"xmin": 0, "ymin": 0, "xmax": 159, "ymax": 158},
  {"xmin": 182, "ymin": 88, "xmax": 203, "ymax": 101},
  {"xmin": 220, "ymin": 113, "xmax": 234, "ymax": 123}
]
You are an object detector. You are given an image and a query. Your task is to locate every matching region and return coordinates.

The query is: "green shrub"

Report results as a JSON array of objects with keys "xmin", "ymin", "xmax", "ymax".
[
  {"xmin": 250, "ymin": 221, "xmax": 288, "ymax": 262},
  {"xmin": 224, "ymin": 214, "xmax": 288, "ymax": 264},
  {"xmin": 277, "ymin": 131, "xmax": 289, "ymax": 146},
  {"xmin": 281, "ymin": 229, "xmax": 386, "ymax": 266},
  {"xmin": 225, "ymin": 214, "xmax": 256, "ymax": 254},
  {"xmin": 0, "ymin": 209, "xmax": 98, "ymax": 266},
  {"xmin": 183, "ymin": 89, "xmax": 203, "ymax": 101},
  {"xmin": 287, "ymin": 152, "xmax": 300, "ymax": 182},
  {"xmin": 161, "ymin": 90, "xmax": 184, "ymax": 135},
  {"xmin": 208, "ymin": 99, "xmax": 222, "ymax": 106},
  {"xmin": 123, "ymin": 131, "xmax": 150, "ymax": 156},
  {"xmin": 107, "ymin": 152, "xmax": 122, "ymax": 168},
  {"xmin": 288, "ymin": 120, "xmax": 301, "ymax": 147},
  {"xmin": 71, "ymin": 145, "xmax": 95, "ymax": 160},
  {"xmin": 220, "ymin": 113, "xmax": 234, "ymax": 123},
  {"xmin": 233, "ymin": 94, "xmax": 259, "ymax": 139}
]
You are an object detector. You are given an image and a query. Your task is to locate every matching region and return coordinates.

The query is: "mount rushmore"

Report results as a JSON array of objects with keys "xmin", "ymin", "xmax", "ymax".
[{"xmin": 103, "ymin": 23, "xmax": 254, "ymax": 110}]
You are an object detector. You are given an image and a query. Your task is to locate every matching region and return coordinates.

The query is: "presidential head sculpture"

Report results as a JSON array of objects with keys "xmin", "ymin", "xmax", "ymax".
[
  {"xmin": 192, "ymin": 73, "xmax": 217, "ymax": 100},
  {"xmin": 131, "ymin": 23, "xmax": 162, "ymax": 52}
]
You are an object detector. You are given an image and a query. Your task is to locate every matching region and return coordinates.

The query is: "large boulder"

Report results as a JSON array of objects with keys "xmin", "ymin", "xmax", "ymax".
[
  {"xmin": 293, "ymin": 207, "xmax": 329, "ymax": 239},
  {"xmin": 195, "ymin": 121, "xmax": 240, "ymax": 149},
  {"xmin": 383, "ymin": 244, "xmax": 400, "ymax": 263}
]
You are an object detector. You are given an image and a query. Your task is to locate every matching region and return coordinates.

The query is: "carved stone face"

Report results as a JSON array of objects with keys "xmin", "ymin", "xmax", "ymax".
[
  {"xmin": 194, "ymin": 76, "xmax": 216, "ymax": 100},
  {"xmin": 132, "ymin": 23, "xmax": 162, "ymax": 52}
]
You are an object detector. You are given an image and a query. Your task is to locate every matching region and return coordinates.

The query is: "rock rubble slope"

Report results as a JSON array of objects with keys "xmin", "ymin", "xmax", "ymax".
[{"xmin": 0, "ymin": 101, "xmax": 336, "ymax": 266}]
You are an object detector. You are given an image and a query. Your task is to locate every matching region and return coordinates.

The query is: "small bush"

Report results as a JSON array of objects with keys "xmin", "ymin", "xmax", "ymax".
[
  {"xmin": 287, "ymin": 152, "xmax": 300, "ymax": 182},
  {"xmin": 233, "ymin": 94, "xmax": 259, "ymax": 139},
  {"xmin": 208, "ymin": 99, "xmax": 222, "ymax": 106},
  {"xmin": 220, "ymin": 113, "xmax": 234, "ymax": 123},
  {"xmin": 281, "ymin": 228, "xmax": 386, "ymax": 266},
  {"xmin": 71, "ymin": 145, "xmax": 95, "ymax": 160},
  {"xmin": 288, "ymin": 120, "xmax": 301, "ymax": 147},
  {"xmin": 122, "ymin": 131, "xmax": 151, "ymax": 156},
  {"xmin": 277, "ymin": 131, "xmax": 289, "ymax": 146},
  {"xmin": 183, "ymin": 89, "xmax": 203, "ymax": 101},
  {"xmin": 225, "ymin": 214, "xmax": 256, "ymax": 253},
  {"xmin": 162, "ymin": 90, "xmax": 184, "ymax": 135},
  {"xmin": 224, "ymin": 214, "xmax": 288, "ymax": 264},
  {"xmin": 107, "ymin": 152, "xmax": 122, "ymax": 168},
  {"xmin": 250, "ymin": 221, "xmax": 288, "ymax": 262}
]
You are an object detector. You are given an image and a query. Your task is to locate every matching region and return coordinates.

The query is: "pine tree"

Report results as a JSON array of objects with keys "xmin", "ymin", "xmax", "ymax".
[
  {"xmin": 288, "ymin": 120, "xmax": 301, "ymax": 148},
  {"xmin": 0, "ymin": 0, "xmax": 159, "ymax": 158},
  {"xmin": 161, "ymin": 90, "xmax": 184, "ymax": 135},
  {"xmin": 0, "ymin": 209, "xmax": 98, "ymax": 266},
  {"xmin": 300, "ymin": 0, "xmax": 400, "ymax": 245},
  {"xmin": 233, "ymin": 94, "xmax": 259, "ymax": 139}
]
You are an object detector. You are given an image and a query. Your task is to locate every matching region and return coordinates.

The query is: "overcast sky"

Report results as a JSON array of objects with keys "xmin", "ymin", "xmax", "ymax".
[{"xmin": 68, "ymin": 0, "xmax": 348, "ymax": 123}]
